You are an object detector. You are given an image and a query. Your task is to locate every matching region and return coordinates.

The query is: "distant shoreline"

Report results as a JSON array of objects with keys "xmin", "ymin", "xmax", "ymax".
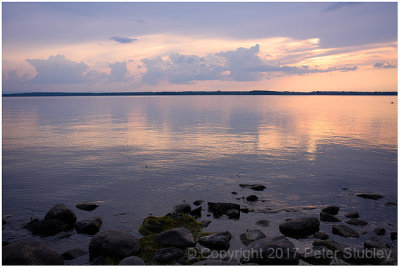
[{"xmin": 2, "ymin": 90, "xmax": 397, "ymax": 97}]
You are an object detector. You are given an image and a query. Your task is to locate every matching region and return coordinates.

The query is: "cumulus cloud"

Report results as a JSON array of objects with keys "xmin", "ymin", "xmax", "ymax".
[
  {"xmin": 373, "ymin": 62, "xmax": 397, "ymax": 69},
  {"xmin": 110, "ymin": 36, "xmax": 137, "ymax": 44},
  {"xmin": 109, "ymin": 61, "xmax": 130, "ymax": 82}
]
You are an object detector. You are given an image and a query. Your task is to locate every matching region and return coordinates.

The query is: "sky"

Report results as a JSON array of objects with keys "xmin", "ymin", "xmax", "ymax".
[{"xmin": 2, "ymin": 2, "xmax": 398, "ymax": 93}]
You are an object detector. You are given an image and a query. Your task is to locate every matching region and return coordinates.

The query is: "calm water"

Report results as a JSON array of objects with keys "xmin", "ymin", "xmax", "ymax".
[{"xmin": 2, "ymin": 95, "xmax": 398, "ymax": 263}]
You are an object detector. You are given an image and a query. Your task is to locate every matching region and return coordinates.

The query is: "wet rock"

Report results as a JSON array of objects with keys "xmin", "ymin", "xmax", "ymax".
[
  {"xmin": 246, "ymin": 195, "xmax": 258, "ymax": 202},
  {"xmin": 193, "ymin": 200, "xmax": 204, "ymax": 206},
  {"xmin": 231, "ymin": 192, "xmax": 237, "ymax": 195},
  {"xmin": 240, "ymin": 207, "xmax": 253, "ymax": 213},
  {"xmin": 61, "ymin": 248, "xmax": 87, "ymax": 260},
  {"xmin": 385, "ymin": 202, "xmax": 397, "ymax": 207},
  {"xmin": 173, "ymin": 203, "xmax": 191, "ymax": 214},
  {"xmin": 345, "ymin": 218, "xmax": 368, "ymax": 226},
  {"xmin": 255, "ymin": 219, "xmax": 270, "ymax": 227},
  {"xmin": 199, "ymin": 231, "xmax": 232, "ymax": 250},
  {"xmin": 373, "ymin": 227, "xmax": 385, "ymax": 236},
  {"xmin": 119, "ymin": 256, "xmax": 145, "ymax": 265},
  {"xmin": 154, "ymin": 247, "xmax": 183, "ymax": 264},
  {"xmin": 279, "ymin": 217, "xmax": 320, "ymax": 238},
  {"xmin": 201, "ymin": 220, "xmax": 211, "ymax": 227},
  {"xmin": 226, "ymin": 209, "xmax": 240, "ymax": 219},
  {"xmin": 76, "ymin": 201, "xmax": 102, "ymax": 211},
  {"xmin": 89, "ymin": 230, "xmax": 140, "ymax": 261},
  {"xmin": 24, "ymin": 218, "xmax": 70, "ymax": 236},
  {"xmin": 3, "ymin": 240, "xmax": 64, "ymax": 265},
  {"xmin": 208, "ymin": 202, "xmax": 240, "ymax": 218},
  {"xmin": 355, "ymin": 193, "xmax": 385, "ymax": 200},
  {"xmin": 244, "ymin": 236, "xmax": 299, "ymax": 265},
  {"xmin": 189, "ymin": 206, "xmax": 202, "ymax": 218},
  {"xmin": 332, "ymin": 224, "xmax": 359, "ymax": 238},
  {"xmin": 155, "ymin": 227, "xmax": 195, "ymax": 248},
  {"xmin": 90, "ymin": 256, "xmax": 105, "ymax": 265},
  {"xmin": 364, "ymin": 236, "xmax": 388, "ymax": 249},
  {"xmin": 299, "ymin": 246, "xmax": 333, "ymax": 265},
  {"xmin": 313, "ymin": 231, "xmax": 329, "ymax": 240},
  {"xmin": 75, "ymin": 217, "xmax": 102, "ymax": 235},
  {"xmin": 320, "ymin": 212, "xmax": 341, "ymax": 222},
  {"xmin": 239, "ymin": 184, "xmax": 266, "ymax": 191},
  {"xmin": 390, "ymin": 231, "xmax": 397, "ymax": 241},
  {"xmin": 240, "ymin": 229, "xmax": 266, "ymax": 246},
  {"xmin": 322, "ymin": 206, "xmax": 339, "ymax": 215},
  {"xmin": 44, "ymin": 204, "xmax": 77, "ymax": 227},
  {"xmin": 344, "ymin": 212, "xmax": 359, "ymax": 219}
]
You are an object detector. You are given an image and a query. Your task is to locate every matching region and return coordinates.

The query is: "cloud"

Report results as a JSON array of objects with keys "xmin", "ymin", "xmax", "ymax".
[
  {"xmin": 108, "ymin": 61, "xmax": 130, "ymax": 82},
  {"xmin": 323, "ymin": 3, "xmax": 362, "ymax": 13},
  {"xmin": 373, "ymin": 62, "xmax": 397, "ymax": 69},
  {"xmin": 110, "ymin": 36, "xmax": 137, "ymax": 44}
]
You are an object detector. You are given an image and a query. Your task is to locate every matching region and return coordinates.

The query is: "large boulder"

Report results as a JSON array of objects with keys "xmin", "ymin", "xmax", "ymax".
[
  {"xmin": 44, "ymin": 204, "xmax": 77, "ymax": 227},
  {"xmin": 155, "ymin": 227, "xmax": 195, "ymax": 248},
  {"xmin": 61, "ymin": 248, "xmax": 87, "ymax": 260},
  {"xmin": 279, "ymin": 217, "xmax": 320, "ymax": 238},
  {"xmin": 244, "ymin": 236, "xmax": 299, "ymax": 265},
  {"xmin": 3, "ymin": 240, "xmax": 64, "ymax": 265},
  {"xmin": 199, "ymin": 231, "xmax": 232, "ymax": 250},
  {"xmin": 240, "ymin": 230, "xmax": 266, "ymax": 246},
  {"xmin": 75, "ymin": 217, "xmax": 102, "ymax": 235},
  {"xmin": 89, "ymin": 230, "xmax": 140, "ymax": 261}
]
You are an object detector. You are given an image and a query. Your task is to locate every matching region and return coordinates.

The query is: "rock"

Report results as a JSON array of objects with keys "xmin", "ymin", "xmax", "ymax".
[
  {"xmin": 44, "ymin": 204, "xmax": 77, "ymax": 227},
  {"xmin": 299, "ymin": 246, "xmax": 333, "ymax": 265},
  {"xmin": 332, "ymin": 224, "xmax": 359, "ymax": 238},
  {"xmin": 385, "ymin": 202, "xmax": 397, "ymax": 207},
  {"xmin": 89, "ymin": 230, "xmax": 140, "ymax": 261},
  {"xmin": 345, "ymin": 218, "xmax": 368, "ymax": 226},
  {"xmin": 302, "ymin": 206, "xmax": 318, "ymax": 210},
  {"xmin": 193, "ymin": 200, "xmax": 204, "ymax": 206},
  {"xmin": 364, "ymin": 236, "xmax": 388, "ymax": 249},
  {"xmin": 322, "ymin": 206, "xmax": 339, "ymax": 215},
  {"xmin": 173, "ymin": 203, "xmax": 191, "ymax": 214},
  {"xmin": 61, "ymin": 248, "xmax": 87, "ymax": 260},
  {"xmin": 119, "ymin": 256, "xmax": 145, "ymax": 265},
  {"xmin": 226, "ymin": 209, "xmax": 240, "ymax": 219},
  {"xmin": 189, "ymin": 206, "xmax": 202, "ymax": 218},
  {"xmin": 240, "ymin": 229, "xmax": 266, "ymax": 246},
  {"xmin": 279, "ymin": 217, "xmax": 320, "ymax": 238},
  {"xmin": 244, "ymin": 236, "xmax": 299, "ymax": 265},
  {"xmin": 201, "ymin": 220, "xmax": 211, "ymax": 227},
  {"xmin": 199, "ymin": 231, "xmax": 232, "ymax": 250},
  {"xmin": 355, "ymin": 193, "xmax": 385, "ymax": 200},
  {"xmin": 154, "ymin": 247, "xmax": 183, "ymax": 264},
  {"xmin": 239, "ymin": 184, "xmax": 266, "ymax": 191},
  {"xmin": 320, "ymin": 212, "xmax": 341, "ymax": 222},
  {"xmin": 246, "ymin": 195, "xmax": 258, "ymax": 202},
  {"xmin": 208, "ymin": 202, "xmax": 240, "ymax": 218},
  {"xmin": 24, "ymin": 218, "xmax": 70, "ymax": 236},
  {"xmin": 373, "ymin": 227, "xmax": 385, "ymax": 236},
  {"xmin": 231, "ymin": 192, "xmax": 237, "ymax": 195},
  {"xmin": 313, "ymin": 231, "xmax": 329, "ymax": 240},
  {"xmin": 155, "ymin": 227, "xmax": 195, "ymax": 248},
  {"xmin": 240, "ymin": 207, "xmax": 253, "ymax": 213},
  {"xmin": 193, "ymin": 260, "xmax": 238, "ymax": 265},
  {"xmin": 255, "ymin": 219, "xmax": 270, "ymax": 227},
  {"xmin": 390, "ymin": 231, "xmax": 397, "ymax": 241},
  {"xmin": 90, "ymin": 256, "xmax": 105, "ymax": 265},
  {"xmin": 344, "ymin": 212, "xmax": 359, "ymax": 219},
  {"xmin": 76, "ymin": 201, "xmax": 102, "ymax": 211},
  {"xmin": 3, "ymin": 240, "xmax": 64, "ymax": 265},
  {"xmin": 75, "ymin": 217, "xmax": 102, "ymax": 235}
]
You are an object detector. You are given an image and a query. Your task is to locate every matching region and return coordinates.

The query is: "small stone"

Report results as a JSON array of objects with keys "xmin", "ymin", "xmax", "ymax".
[
  {"xmin": 346, "ymin": 218, "xmax": 368, "ymax": 226},
  {"xmin": 119, "ymin": 256, "xmax": 145, "ymax": 265},
  {"xmin": 231, "ymin": 192, "xmax": 237, "ymax": 195},
  {"xmin": 199, "ymin": 231, "xmax": 232, "ymax": 250},
  {"xmin": 256, "ymin": 219, "xmax": 270, "ymax": 227},
  {"xmin": 155, "ymin": 227, "xmax": 195, "ymax": 248},
  {"xmin": 226, "ymin": 209, "xmax": 240, "ymax": 219},
  {"xmin": 193, "ymin": 200, "xmax": 204, "ymax": 206},
  {"xmin": 344, "ymin": 212, "xmax": 360, "ymax": 219},
  {"xmin": 390, "ymin": 232, "xmax": 397, "ymax": 241},
  {"xmin": 320, "ymin": 212, "xmax": 341, "ymax": 222},
  {"xmin": 332, "ymin": 224, "xmax": 359, "ymax": 238},
  {"xmin": 385, "ymin": 202, "xmax": 397, "ymax": 207},
  {"xmin": 239, "ymin": 184, "xmax": 266, "ymax": 191},
  {"xmin": 76, "ymin": 201, "xmax": 102, "ymax": 211},
  {"xmin": 240, "ymin": 229, "xmax": 266, "ymax": 246},
  {"xmin": 373, "ymin": 227, "xmax": 385, "ymax": 236},
  {"xmin": 364, "ymin": 236, "xmax": 388, "ymax": 249},
  {"xmin": 355, "ymin": 193, "xmax": 385, "ymax": 200},
  {"xmin": 313, "ymin": 232, "xmax": 329, "ymax": 240},
  {"xmin": 279, "ymin": 217, "xmax": 320, "ymax": 238},
  {"xmin": 322, "ymin": 206, "xmax": 339, "ymax": 215},
  {"xmin": 61, "ymin": 248, "xmax": 87, "ymax": 260},
  {"xmin": 240, "ymin": 207, "xmax": 253, "ymax": 213},
  {"xmin": 342, "ymin": 187, "xmax": 349, "ymax": 190},
  {"xmin": 75, "ymin": 217, "xmax": 102, "ymax": 235},
  {"xmin": 201, "ymin": 220, "xmax": 211, "ymax": 227},
  {"xmin": 173, "ymin": 203, "xmax": 191, "ymax": 214},
  {"xmin": 154, "ymin": 247, "xmax": 183, "ymax": 264},
  {"xmin": 246, "ymin": 195, "xmax": 258, "ymax": 202}
]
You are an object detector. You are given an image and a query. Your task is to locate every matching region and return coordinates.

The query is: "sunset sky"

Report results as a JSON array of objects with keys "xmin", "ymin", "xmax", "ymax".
[{"xmin": 2, "ymin": 2, "xmax": 398, "ymax": 93}]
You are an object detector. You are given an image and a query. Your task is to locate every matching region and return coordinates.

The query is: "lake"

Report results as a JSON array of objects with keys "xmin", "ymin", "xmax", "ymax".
[{"xmin": 2, "ymin": 95, "xmax": 397, "ymax": 264}]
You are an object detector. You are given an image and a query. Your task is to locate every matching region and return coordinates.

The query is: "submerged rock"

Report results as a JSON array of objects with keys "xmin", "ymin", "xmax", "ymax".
[
  {"xmin": 76, "ymin": 201, "xmax": 102, "ymax": 211},
  {"xmin": 239, "ymin": 184, "xmax": 266, "ymax": 191},
  {"xmin": 75, "ymin": 217, "xmax": 102, "ymax": 235},
  {"xmin": 320, "ymin": 212, "xmax": 341, "ymax": 222},
  {"xmin": 373, "ymin": 227, "xmax": 385, "ymax": 236},
  {"xmin": 3, "ymin": 240, "xmax": 64, "ymax": 265},
  {"xmin": 155, "ymin": 227, "xmax": 195, "ymax": 248},
  {"xmin": 226, "ymin": 209, "xmax": 240, "ymax": 219},
  {"xmin": 154, "ymin": 247, "xmax": 183, "ymax": 264},
  {"xmin": 344, "ymin": 212, "xmax": 360, "ymax": 219},
  {"xmin": 24, "ymin": 218, "xmax": 69, "ymax": 236},
  {"xmin": 246, "ymin": 195, "xmax": 258, "ymax": 202},
  {"xmin": 322, "ymin": 206, "xmax": 339, "ymax": 215},
  {"xmin": 44, "ymin": 204, "xmax": 77, "ymax": 227},
  {"xmin": 199, "ymin": 231, "xmax": 232, "ymax": 250},
  {"xmin": 313, "ymin": 231, "xmax": 329, "ymax": 240},
  {"xmin": 119, "ymin": 256, "xmax": 145, "ymax": 265},
  {"xmin": 355, "ymin": 193, "xmax": 385, "ymax": 200},
  {"xmin": 364, "ymin": 236, "xmax": 388, "ymax": 249},
  {"xmin": 255, "ymin": 219, "xmax": 270, "ymax": 227},
  {"xmin": 332, "ymin": 224, "xmax": 359, "ymax": 238},
  {"xmin": 345, "ymin": 218, "xmax": 368, "ymax": 226},
  {"xmin": 61, "ymin": 248, "xmax": 87, "ymax": 260},
  {"xmin": 279, "ymin": 217, "xmax": 320, "ymax": 238},
  {"xmin": 240, "ymin": 229, "xmax": 266, "ymax": 246},
  {"xmin": 89, "ymin": 230, "xmax": 140, "ymax": 261},
  {"xmin": 208, "ymin": 202, "xmax": 240, "ymax": 218},
  {"xmin": 173, "ymin": 203, "xmax": 191, "ymax": 214}
]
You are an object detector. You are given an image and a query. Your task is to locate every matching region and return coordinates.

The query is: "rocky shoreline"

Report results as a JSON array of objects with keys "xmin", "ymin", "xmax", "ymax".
[{"xmin": 2, "ymin": 186, "xmax": 397, "ymax": 265}]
